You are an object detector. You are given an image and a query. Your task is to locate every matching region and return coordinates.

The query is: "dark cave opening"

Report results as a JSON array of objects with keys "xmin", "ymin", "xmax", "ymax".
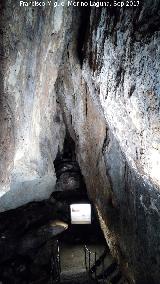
[
  {"xmin": 53, "ymin": 132, "xmax": 106, "ymax": 243},
  {"xmin": 76, "ymin": 5, "xmax": 91, "ymax": 67},
  {"xmin": 51, "ymin": 132, "xmax": 116, "ymax": 284},
  {"xmin": 53, "ymin": 130, "xmax": 87, "ymax": 199}
]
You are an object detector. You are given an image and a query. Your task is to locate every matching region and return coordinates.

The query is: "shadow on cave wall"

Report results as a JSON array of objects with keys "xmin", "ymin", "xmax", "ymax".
[{"xmin": 99, "ymin": 130, "xmax": 160, "ymax": 284}]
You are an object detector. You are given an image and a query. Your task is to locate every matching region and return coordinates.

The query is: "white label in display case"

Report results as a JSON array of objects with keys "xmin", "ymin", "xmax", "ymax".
[{"xmin": 70, "ymin": 204, "xmax": 91, "ymax": 224}]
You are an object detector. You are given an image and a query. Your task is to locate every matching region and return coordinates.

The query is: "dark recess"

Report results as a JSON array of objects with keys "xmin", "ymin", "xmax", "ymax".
[
  {"xmin": 77, "ymin": 5, "xmax": 91, "ymax": 67},
  {"xmin": 54, "ymin": 131, "xmax": 76, "ymax": 171},
  {"xmin": 53, "ymin": 130, "xmax": 87, "ymax": 195}
]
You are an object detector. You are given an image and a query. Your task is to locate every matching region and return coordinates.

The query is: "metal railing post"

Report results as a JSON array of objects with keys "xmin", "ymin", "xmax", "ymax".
[
  {"xmin": 57, "ymin": 240, "xmax": 60, "ymax": 282},
  {"xmin": 95, "ymin": 251, "xmax": 97, "ymax": 280},
  {"xmin": 57, "ymin": 240, "xmax": 61, "ymax": 274},
  {"xmin": 84, "ymin": 246, "xmax": 87, "ymax": 271},
  {"xmin": 50, "ymin": 240, "xmax": 61, "ymax": 283}
]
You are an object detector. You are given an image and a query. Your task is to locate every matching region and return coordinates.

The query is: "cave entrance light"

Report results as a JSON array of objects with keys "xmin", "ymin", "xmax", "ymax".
[{"xmin": 70, "ymin": 203, "xmax": 91, "ymax": 224}]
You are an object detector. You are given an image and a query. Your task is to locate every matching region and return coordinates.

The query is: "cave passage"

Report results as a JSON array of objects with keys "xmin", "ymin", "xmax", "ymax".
[
  {"xmin": 1, "ymin": 1, "xmax": 159, "ymax": 283},
  {"xmin": 50, "ymin": 133, "xmax": 128, "ymax": 284},
  {"xmin": 0, "ymin": 132, "xmax": 127, "ymax": 284}
]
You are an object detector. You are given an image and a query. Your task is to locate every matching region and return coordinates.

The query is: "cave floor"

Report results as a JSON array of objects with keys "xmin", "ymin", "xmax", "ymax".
[
  {"xmin": 58, "ymin": 240, "xmax": 128, "ymax": 284},
  {"xmin": 59, "ymin": 241, "xmax": 105, "ymax": 284},
  {"xmin": 60, "ymin": 242, "xmax": 107, "ymax": 271}
]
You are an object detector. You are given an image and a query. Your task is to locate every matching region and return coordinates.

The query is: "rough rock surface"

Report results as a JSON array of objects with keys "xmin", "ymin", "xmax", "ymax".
[
  {"xmin": 0, "ymin": 199, "xmax": 69, "ymax": 283},
  {"xmin": 55, "ymin": 2, "xmax": 160, "ymax": 283},
  {"xmin": 81, "ymin": 5, "xmax": 160, "ymax": 284},
  {"xmin": 0, "ymin": 0, "xmax": 160, "ymax": 283},
  {"xmin": 0, "ymin": 0, "xmax": 68, "ymax": 211}
]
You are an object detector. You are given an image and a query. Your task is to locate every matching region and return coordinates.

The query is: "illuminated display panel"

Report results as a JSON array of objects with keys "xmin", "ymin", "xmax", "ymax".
[{"xmin": 70, "ymin": 204, "xmax": 91, "ymax": 224}]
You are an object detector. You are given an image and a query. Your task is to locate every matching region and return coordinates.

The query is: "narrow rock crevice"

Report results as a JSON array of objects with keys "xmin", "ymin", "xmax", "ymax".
[
  {"xmin": 53, "ymin": 130, "xmax": 88, "ymax": 202},
  {"xmin": 0, "ymin": 2, "xmax": 160, "ymax": 284},
  {"xmin": 77, "ymin": 6, "xmax": 91, "ymax": 67}
]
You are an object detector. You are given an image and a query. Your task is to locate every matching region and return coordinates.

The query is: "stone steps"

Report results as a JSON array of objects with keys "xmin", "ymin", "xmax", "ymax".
[{"xmin": 59, "ymin": 269, "xmax": 96, "ymax": 284}]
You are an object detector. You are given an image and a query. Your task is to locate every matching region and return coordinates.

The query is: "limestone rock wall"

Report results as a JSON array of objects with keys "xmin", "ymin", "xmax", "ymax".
[
  {"xmin": 81, "ymin": 5, "xmax": 160, "ymax": 283},
  {"xmin": 55, "ymin": 3, "xmax": 160, "ymax": 283},
  {"xmin": 1, "ymin": 1, "xmax": 160, "ymax": 283},
  {"xmin": 0, "ymin": 0, "xmax": 73, "ymax": 211},
  {"xmin": 86, "ymin": 4, "xmax": 160, "ymax": 187}
]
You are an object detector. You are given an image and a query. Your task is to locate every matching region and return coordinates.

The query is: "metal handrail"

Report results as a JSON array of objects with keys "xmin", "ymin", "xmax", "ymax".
[
  {"xmin": 84, "ymin": 245, "xmax": 97, "ymax": 279},
  {"xmin": 51, "ymin": 240, "xmax": 61, "ymax": 283},
  {"xmin": 84, "ymin": 245, "xmax": 106, "ymax": 284}
]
